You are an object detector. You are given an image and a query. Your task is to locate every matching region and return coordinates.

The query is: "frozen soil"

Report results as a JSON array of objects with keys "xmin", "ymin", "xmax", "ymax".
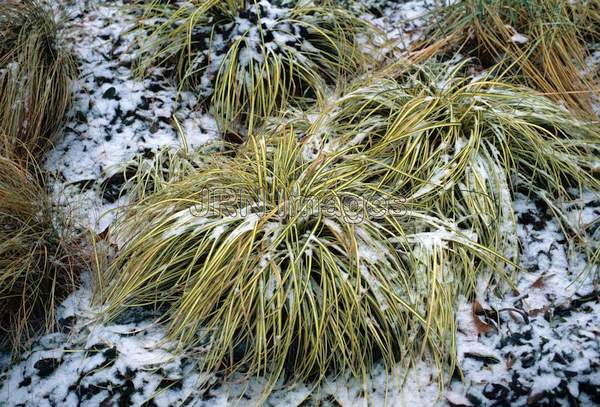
[{"xmin": 0, "ymin": 0, "xmax": 598, "ymax": 406}]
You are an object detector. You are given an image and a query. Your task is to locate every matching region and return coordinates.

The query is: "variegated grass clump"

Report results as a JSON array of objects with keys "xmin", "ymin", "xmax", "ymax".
[
  {"xmin": 135, "ymin": 0, "xmax": 373, "ymax": 134},
  {"xmin": 0, "ymin": 0, "xmax": 77, "ymax": 160},
  {"xmin": 96, "ymin": 61, "xmax": 600, "ymax": 392},
  {"xmin": 411, "ymin": 0, "xmax": 598, "ymax": 115},
  {"xmin": 98, "ymin": 129, "xmax": 505, "ymax": 390},
  {"xmin": 0, "ymin": 155, "xmax": 81, "ymax": 352}
]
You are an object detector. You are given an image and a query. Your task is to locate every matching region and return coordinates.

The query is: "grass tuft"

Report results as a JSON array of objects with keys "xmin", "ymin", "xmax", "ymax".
[
  {"xmin": 0, "ymin": 0, "xmax": 77, "ymax": 160},
  {"xmin": 134, "ymin": 0, "xmax": 373, "ymax": 135},
  {"xmin": 277, "ymin": 61, "xmax": 600, "ymax": 253},
  {"xmin": 0, "ymin": 155, "xmax": 82, "ymax": 351},
  {"xmin": 95, "ymin": 59, "xmax": 600, "ymax": 393},
  {"xmin": 98, "ymin": 127, "xmax": 505, "ymax": 391},
  {"xmin": 412, "ymin": 0, "xmax": 599, "ymax": 115}
]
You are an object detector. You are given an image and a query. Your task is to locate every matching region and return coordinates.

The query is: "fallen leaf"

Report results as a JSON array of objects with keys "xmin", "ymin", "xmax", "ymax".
[
  {"xmin": 530, "ymin": 273, "xmax": 555, "ymax": 289},
  {"xmin": 506, "ymin": 352, "xmax": 516, "ymax": 369},
  {"xmin": 447, "ymin": 391, "xmax": 473, "ymax": 406},
  {"xmin": 98, "ymin": 225, "xmax": 111, "ymax": 240},
  {"xmin": 528, "ymin": 305, "xmax": 548, "ymax": 317},
  {"xmin": 472, "ymin": 301, "xmax": 495, "ymax": 334}
]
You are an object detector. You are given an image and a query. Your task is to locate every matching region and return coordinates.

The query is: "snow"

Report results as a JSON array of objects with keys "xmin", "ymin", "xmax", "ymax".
[
  {"xmin": 1, "ymin": 0, "xmax": 599, "ymax": 405},
  {"xmin": 510, "ymin": 32, "xmax": 529, "ymax": 44},
  {"xmin": 450, "ymin": 192, "xmax": 600, "ymax": 405},
  {"xmin": 162, "ymin": 207, "xmax": 211, "ymax": 239},
  {"xmin": 226, "ymin": 213, "xmax": 261, "ymax": 241},
  {"xmin": 362, "ymin": 0, "xmax": 439, "ymax": 57}
]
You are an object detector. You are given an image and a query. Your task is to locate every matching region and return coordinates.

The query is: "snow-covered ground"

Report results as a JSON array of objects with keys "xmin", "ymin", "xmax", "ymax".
[
  {"xmin": 0, "ymin": 0, "xmax": 598, "ymax": 405},
  {"xmin": 46, "ymin": 0, "xmax": 219, "ymax": 232},
  {"xmin": 451, "ymin": 193, "xmax": 600, "ymax": 406}
]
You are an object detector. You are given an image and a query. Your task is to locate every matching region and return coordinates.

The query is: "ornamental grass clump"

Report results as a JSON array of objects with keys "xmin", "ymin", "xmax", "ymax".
[
  {"xmin": 412, "ymin": 0, "xmax": 598, "ymax": 115},
  {"xmin": 135, "ymin": 0, "xmax": 372, "ymax": 134},
  {"xmin": 0, "ymin": 156, "xmax": 81, "ymax": 351},
  {"xmin": 0, "ymin": 0, "xmax": 77, "ymax": 159},
  {"xmin": 99, "ymin": 129, "xmax": 505, "ymax": 390},
  {"xmin": 97, "ymin": 60, "xmax": 600, "ymax": 391}
]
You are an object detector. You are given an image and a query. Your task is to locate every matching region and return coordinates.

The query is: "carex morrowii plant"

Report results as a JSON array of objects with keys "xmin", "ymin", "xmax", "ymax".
[
  {"xmin": 98, "ymin": 127, "xmax": 506, "ymax": 392},
  {"xmin": 96, "ymin": 60, "xmax": 600, "ymax": 394},
  {"xmin": 135, "ymin": 0, "xmax": 373, "ymax": 135},
  {"xmin": 0, "ymin": 0, "xmax": 77, "ymax": 159},
  {"xmin": 411, "ymin": 0, "xmax": 599, "ymax": 115},
  {"xmin": 0, "ymin": 155, "xmax": 81, "ymax": 352}
]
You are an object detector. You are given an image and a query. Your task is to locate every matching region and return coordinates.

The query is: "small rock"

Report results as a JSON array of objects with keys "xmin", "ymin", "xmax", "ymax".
[
  {"xmin": 482, "ymin": 383, "xmax": 509, "ymax": 401},
  {"xmin": 34, "ymin": 358, "xmax": 60, "ymax": 378},
  {"xmin": 103, "ymin": 86, "xmax": 117, "ymax": 99},
  {"xmin": 464, "ymin": 352, "xmax": 500, "ymax": 366}
]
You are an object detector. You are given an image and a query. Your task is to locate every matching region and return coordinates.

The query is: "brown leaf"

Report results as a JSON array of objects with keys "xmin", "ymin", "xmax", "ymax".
[
  {"xmin": 506, "ymin": 352, "xmax": 516, "ymax": 369},
  {"xmin": 528, "ymin": 305, "xmax": 548, "ymax": 317},
  {"xmin": 98, "ymin": 225, "xmax": 111, "ymax": 241},
  {"xmin": 472, "ymin": 301, "xmax": 495, "ymax": 334},
  {"xmin": 530, "ymin": 273, "xmax": 555, "ymax": 289}
]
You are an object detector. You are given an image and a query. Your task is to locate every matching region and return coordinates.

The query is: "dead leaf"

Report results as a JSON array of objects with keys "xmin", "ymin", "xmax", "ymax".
[
  {"xmin": 528, "ymin": 305, "xmax": 548, "ymax": 317},
  {"xmin": 472, "ymin": 301, "xmax": 495, "ymax": 334},
  {"xmin": 530, "ymin": 273, "xmax": 555, "ymax": 289},
  {"xmin": 98, "ymin": 225, "xmax": 111, "ymax": 240},
  {"xmin": 506, "ymin": 352, "xmax": 516, "ymax": 369}
]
